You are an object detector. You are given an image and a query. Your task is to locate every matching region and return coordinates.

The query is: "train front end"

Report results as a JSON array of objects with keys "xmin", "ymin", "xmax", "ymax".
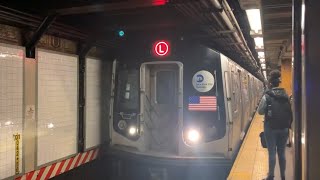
[{"xmin": 106, "ymin": 38, "xmax": 232, "ymax": 179}]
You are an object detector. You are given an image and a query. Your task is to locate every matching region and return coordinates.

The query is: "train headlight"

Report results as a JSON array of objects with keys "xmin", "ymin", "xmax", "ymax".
[
  {"xmin": 187, "ymin": 129, "xmax": 200, "ymax": 143},
  {"xmin": 128, "ymin": 126, "xmax": 137, "ymax": 136}
]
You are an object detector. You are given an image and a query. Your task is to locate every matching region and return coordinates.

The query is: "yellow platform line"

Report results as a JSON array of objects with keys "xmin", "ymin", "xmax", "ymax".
[{"xmin": 227, "ymin": 113, "xmax": 269, "ymax": 180}]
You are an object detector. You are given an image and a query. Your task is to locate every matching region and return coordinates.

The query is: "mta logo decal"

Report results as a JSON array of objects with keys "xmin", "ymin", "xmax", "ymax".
[{"xmin": 196, "ymin": 74, "xmax": 204, "ymax": 82}]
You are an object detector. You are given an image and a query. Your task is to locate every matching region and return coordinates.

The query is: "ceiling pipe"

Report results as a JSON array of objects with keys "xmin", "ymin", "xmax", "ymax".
[
  {"xmin": 174, "ymin": 0, "xmax": 263, "ymax": 79},
  {"xmin": 174, "ymin": 2, "xmax": 220, "ymax": 40},
  {"xmin": 0, "ymin": 11, "xmax": 87, "ymax": 39},
  {"xmin": 195, "ymin": 1, "xmax": 244, "ymax": 54},
  {"xmin": 210, "ymin": 0, "xmax": 223, "ymax": 10},
  {"xmin": 174, "ymin": 0, "xmax": 244, "ymax": 56},
  {"xmin": 209, "ymin": 0, "xmax": 260, "ymax": 70},
  {"xmin": 221, "ymin": 0, "xmax": 261, "ymax": 69}
]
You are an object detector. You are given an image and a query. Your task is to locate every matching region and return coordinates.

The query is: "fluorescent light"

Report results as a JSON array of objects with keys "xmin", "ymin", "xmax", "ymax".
[
  {"xmin": 260, "ymin": 58, "xmax": 265, "ymax": 63},
  {"xmin": 5, "ymin": 121, "xmax": 13, "ymax": 126},
  {"xmin": 246, "ymin": 9, "xmax": 262, "ymax": 34},
  {"xmin": 301, "ymin": 4, "xmax": 305, "ymax": 30},
  {"xmin": 0, "ymin": 54, "xmax": 7, "ymax": 58},
  {"xmin": 254, "ymin": 37, "xmax": 264, "ymax": 49},
  {"xmin": 47, "ymin": 123, "xmax": 54, "ymax": 129},
  {"xmin": 258, "ymin": 52, "xmax": 265, "ymax": 59},
  {"xmin": 261, "ymin": 64, "xmax": 266, "ymax": 69},
  {"xmin": 263, "ymin": 71, "xmax": 267, "ymax": 79}
]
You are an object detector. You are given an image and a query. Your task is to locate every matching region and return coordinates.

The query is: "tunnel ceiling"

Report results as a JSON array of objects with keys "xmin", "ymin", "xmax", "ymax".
[
  {"xmin": 0, "ymin": 0, "xmax": 264, "ymax": 80},
  {"xmin": 261, "ymin": 0, "xmax": 292, "ymax": 71}
]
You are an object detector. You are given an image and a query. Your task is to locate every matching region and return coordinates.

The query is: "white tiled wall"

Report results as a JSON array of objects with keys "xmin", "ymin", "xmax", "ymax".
[
  {"xmin": 85, "ymin": 58, "xmax": 101, "ymax": 149},
  {"xmin": 37, "ymin": 50, "xmax": 78, "ymax": 166},
  {"xmin": 85, "ymin": 58, "xmax": 109, "ymax": 149},
  {"xmin": 0, "ymin": 45, "xmax": 24, "ymax": 179}
]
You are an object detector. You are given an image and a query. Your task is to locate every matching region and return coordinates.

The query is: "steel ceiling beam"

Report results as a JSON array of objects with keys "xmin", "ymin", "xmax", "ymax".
[
  {"xmin": 52, "ymin": 0, "xmax": 167, "ymax": 16},
  {"xmin": 264, "ymin": 23, "xmax": 292, "ymax": 28},
  {"xmin": 263, "ymin": 3, "xmax": 291, "ymax": 9},
  {"xmin": 264, "ymin": 33, "xmax": 291, "ymax": 40},
  {"xmin": 263, "ymin": 28, "xmax": 292, "ymax": 33},
  {"xmin": 264, "ymin": 12, "xmax": 292, "ymax": 19},
  {"xmin": 25, "ymin": 14, "xmax": 57, "ymax": 57}
]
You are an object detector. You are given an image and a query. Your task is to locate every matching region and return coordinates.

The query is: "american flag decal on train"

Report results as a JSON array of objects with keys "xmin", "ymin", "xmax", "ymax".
[{"xmin": 188, "ymin": 96, "xmax": 217, "ymax": 111}]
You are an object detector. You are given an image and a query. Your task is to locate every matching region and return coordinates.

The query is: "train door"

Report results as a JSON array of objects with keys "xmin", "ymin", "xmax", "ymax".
[
  {"xmin": 229, "ymin": 67, "xmax": 242, "ymax": 155},
  {"xmin": 140, "ymin": 61, "xmax": 183, "ymax": 154},
  {"xmin": 224, "ymin": 70, "xmax": 233, "ymax": 152},
  {"xmin": 248, "ymin": 75, "xmax": 251, "ymax": 112},
  {"xmin": 247, "ymin": 75, "xmax": 252, "ymax": 117},
  {"xmin": 251, "ymin": 77, "xmax": 254, "ymax": 110},
  {"xmin": 251, "ymin": 77, "xmax": 255, "ymax": 112},
  {"xmin": 238, "ymin": 70, "xmax": 245, "ymax": 139}
]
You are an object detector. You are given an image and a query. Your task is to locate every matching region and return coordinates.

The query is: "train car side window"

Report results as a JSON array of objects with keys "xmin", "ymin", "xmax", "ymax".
[{"xmin": 231, "ymin": 71, "xmax": 238, "ymax": 113}]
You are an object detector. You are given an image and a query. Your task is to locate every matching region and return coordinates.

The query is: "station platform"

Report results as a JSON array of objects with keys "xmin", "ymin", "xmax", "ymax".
[{"xmin": 227, "ymin": 114, "xmax": 294, "ymax": 180}]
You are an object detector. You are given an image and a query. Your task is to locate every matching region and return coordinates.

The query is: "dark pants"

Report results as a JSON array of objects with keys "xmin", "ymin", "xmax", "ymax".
[{"xmin": 264, "ymin": 122, "xmax": 289, "ymax": 178}]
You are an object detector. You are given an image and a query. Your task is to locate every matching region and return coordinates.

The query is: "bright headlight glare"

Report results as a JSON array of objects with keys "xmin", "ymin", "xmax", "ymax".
[
  {"xmin": 187, "ymin": 129, "xmax": 200, "ymax": 142},
  {"xmin": 128, "ymin": 126, "xmax": 137, "ymax": 136}
]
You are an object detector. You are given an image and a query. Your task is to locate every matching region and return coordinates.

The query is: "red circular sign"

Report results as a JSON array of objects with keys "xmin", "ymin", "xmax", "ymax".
[{"xmin": 154, "ymin": 41, "xmax": 169, "ymax": 56}]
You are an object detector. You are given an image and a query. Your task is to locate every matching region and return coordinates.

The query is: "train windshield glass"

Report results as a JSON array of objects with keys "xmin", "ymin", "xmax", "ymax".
[{"xmin": 156, "ymin": 71, "xmax": 176, "ymax": 104}]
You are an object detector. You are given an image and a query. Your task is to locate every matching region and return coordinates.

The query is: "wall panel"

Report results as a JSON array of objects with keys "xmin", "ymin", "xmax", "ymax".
[
  {"xmin": 37, "ymin": 49, "xmax": 78, "ymax": 166},
  {"xmin": 0, "ymin": 44, "xmax": 24, "ymax": 179},
  {"xmin": 84, "ymin": 58, "xmax": 111, "ymax": 150}
]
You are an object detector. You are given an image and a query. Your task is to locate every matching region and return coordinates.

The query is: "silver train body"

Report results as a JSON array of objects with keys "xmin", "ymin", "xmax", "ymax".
[{"xmin": 106, "ymin": 39, "xmax": 264, "ymax": 178}]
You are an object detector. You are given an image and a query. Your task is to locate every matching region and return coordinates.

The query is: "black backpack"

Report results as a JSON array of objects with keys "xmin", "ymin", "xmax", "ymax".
[{"xmin": 265, "ymin": 91, "xmax": 293, "ymax": 129}]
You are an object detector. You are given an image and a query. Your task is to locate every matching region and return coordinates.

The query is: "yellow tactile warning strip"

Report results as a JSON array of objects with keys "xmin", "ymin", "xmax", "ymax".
[{"xmin": 227, "ymin": 113, "xmax": 269, "ymax": 180}]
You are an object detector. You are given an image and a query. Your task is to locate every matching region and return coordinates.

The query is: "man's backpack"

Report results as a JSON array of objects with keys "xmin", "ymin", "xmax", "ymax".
[{"xmin": 265, "ymin": 92, "xmax": 293, "ymax": 129}]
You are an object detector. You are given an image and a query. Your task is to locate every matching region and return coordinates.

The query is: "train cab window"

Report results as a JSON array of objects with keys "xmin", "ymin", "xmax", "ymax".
[
  {"xmin": 117, "ymin": 70, "xmax": 139, "ymax": 110},
  {"xmin": 156, "ymin": 71, "xmax": 176, "ymax": 104}
]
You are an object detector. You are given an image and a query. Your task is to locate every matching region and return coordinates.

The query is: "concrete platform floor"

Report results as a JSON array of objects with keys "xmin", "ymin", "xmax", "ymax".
[{"xmin": 228, "ymin": 114, "xmax": 294, "ymax": 180}]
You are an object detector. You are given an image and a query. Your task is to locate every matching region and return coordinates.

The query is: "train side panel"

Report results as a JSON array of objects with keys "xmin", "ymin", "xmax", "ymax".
[{"xmin": 220, "ymin": 54, "xmax": 264, "ymax": 159}]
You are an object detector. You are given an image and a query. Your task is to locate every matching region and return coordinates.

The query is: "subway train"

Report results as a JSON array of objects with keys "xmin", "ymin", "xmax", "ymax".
[{"xmin": 106, "ymin": 37, "xmax": 264, "ymax": 179}]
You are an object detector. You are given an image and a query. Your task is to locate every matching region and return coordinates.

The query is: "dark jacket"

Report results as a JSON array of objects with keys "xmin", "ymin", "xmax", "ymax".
[{"xmin": 258, "ymin": 87, "xmax": 289, "ymax": 115}]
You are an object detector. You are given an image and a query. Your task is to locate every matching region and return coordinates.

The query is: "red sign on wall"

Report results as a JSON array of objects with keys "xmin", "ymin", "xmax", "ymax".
[{"xmin": 153, "ymin": 41, "xmax": 170, "ymax": 57}]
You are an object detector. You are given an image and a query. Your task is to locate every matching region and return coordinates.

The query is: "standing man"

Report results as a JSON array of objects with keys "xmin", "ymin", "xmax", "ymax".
[{"xmin": 258, "ymin": 70, "xmax": 293, "ymax": 180}]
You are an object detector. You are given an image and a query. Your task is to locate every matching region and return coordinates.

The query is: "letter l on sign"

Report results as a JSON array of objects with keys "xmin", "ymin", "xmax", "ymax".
[{"xmin": 154, "ymin": 41, "xmax": 169, "ymax": 56}]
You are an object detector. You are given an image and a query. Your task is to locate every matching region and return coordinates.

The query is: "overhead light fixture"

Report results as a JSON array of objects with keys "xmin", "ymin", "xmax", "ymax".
[
  {"xmin": 261, "ymin": 64, "xmax": 266, "ymax": 69},
  {"xmin": 0, "ymin": 53, "xmax": 8, "ymax": 58},
  {"xmin": 5, "ymin": 121, "xmax": 13, "ymax": 126},
  {"xmin": 260, "ymin": 58, "xmax": 265, "ymax": 63},
  {"xmin": 254, "ymin": 37, "xmax": 264, "ymax": 49},
  {"xmin": 47, "ymin": 123, "xmax": 54, "ymax": 129},
  {"xmin": 258, "ymin": 52, "xmax": 265, "ymax": 59},
  {"xmin": 246, "ymin": 9, "xmax": 262, "ymax": 34}
]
